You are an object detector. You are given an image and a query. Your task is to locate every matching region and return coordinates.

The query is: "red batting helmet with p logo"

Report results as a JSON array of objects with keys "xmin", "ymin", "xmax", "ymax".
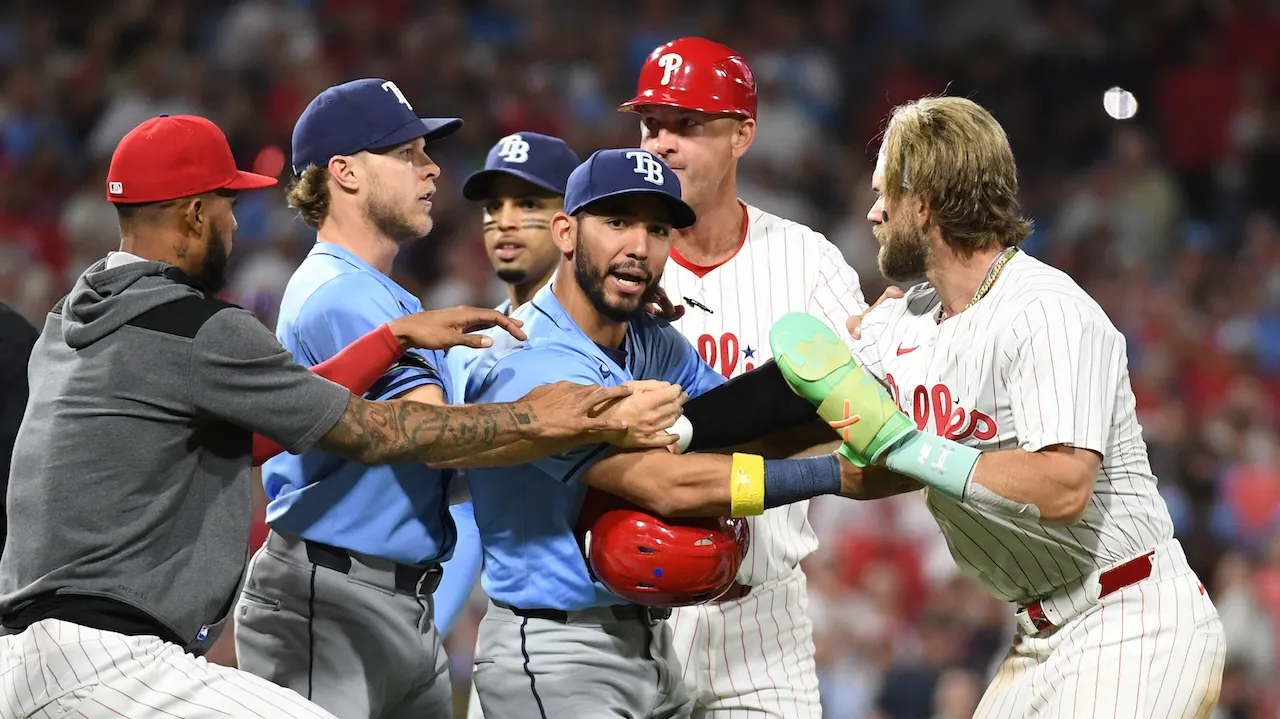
[{"xmin": 618, "ymin": 37, "xmax": 758, "ymax": 120}]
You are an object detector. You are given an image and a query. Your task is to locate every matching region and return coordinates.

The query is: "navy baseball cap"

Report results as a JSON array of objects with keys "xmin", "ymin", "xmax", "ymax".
[
  {"xmin": 564, "ymin": 149, "xmax": 696, "ymax": 229},
  {"xmin": 290, "ymin": 78, "xmax": 463, "ymax": 174},
  {"xmin": 462, "ymin": 132, "xmax": 580, "ymax": 200}
]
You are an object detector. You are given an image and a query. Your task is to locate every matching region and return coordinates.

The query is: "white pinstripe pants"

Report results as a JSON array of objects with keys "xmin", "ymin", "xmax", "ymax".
[
  {"xmin": 975, "ymin": 541, "xmax": 1226, "ymax": 719},
  {"xmin": 0, "ymin": 619, "xmax": 338, "ymax": 719},
  {"xmin": 668, "ymin": 569, "xmax": 822, "ymax": 719}
]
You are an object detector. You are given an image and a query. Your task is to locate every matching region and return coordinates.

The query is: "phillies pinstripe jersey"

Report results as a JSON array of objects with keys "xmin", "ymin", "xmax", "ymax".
[
  {"xmin": 659, "ymin": 202, "xmax": 868, "ymax": 585},
  {"xmin": 850, "ymin": 250, "xmax": 1175, "ymax": 604}
]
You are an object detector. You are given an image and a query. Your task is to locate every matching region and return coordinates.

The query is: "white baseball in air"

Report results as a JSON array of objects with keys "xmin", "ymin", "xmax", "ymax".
[{"xmin": 1103, "ymin": 87, "xmax": 1139, "ymax": 120}]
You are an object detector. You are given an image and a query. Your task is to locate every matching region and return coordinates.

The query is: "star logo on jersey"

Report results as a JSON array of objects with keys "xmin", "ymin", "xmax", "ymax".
[{"xmin": 742, "ymin": 346, "xmax": 755, "ymax": 359}]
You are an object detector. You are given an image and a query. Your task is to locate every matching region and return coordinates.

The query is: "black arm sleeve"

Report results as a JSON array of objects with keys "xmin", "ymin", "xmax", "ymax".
[{"xmin": 682, "ymin": 360, "xmax": 819, "ymax": 452}]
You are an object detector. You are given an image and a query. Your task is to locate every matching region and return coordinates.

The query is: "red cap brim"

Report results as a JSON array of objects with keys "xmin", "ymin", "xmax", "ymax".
[
  {"xmin": 617, "ymin": 90, "xmax": 753, "ymax": 119},
  {"xmin": 223, "ymin": 170, "xmax": 278, "ymax": 191}
]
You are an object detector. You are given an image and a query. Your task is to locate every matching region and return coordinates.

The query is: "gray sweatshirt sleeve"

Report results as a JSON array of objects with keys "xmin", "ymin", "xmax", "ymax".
[{"xmin": 190, "ymin": 307, "xmax": 351, "ymax": 454}]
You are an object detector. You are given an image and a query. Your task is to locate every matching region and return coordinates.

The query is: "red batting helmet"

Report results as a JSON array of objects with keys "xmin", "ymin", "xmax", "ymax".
[
  {"xmin": 576, "ymin": 489, "xmax": 750, "ymax": 608},
  {"xmin": 618, "ymin": 37, "xmax": 758, "ymax": 119}
]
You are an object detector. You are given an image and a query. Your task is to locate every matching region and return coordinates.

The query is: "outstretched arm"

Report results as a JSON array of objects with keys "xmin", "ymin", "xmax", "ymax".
[
  {"xmin": 313, "ymin": 381, "xmax": 634, "ymax": 467},
  {"xmin": 577, "ymin": 446, "xmax": 866, "ymax": 519}
]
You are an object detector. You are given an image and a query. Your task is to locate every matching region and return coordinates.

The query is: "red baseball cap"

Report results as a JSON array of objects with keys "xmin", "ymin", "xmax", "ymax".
[{"xmin": 106, "ymin": 114, "xmax": 278, "ymax": 204}]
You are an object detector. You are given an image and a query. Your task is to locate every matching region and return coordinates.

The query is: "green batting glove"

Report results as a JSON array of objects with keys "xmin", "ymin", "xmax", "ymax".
[{"xmin": 769, "ymin": 312, "xmax": 917, "ymax": 466}]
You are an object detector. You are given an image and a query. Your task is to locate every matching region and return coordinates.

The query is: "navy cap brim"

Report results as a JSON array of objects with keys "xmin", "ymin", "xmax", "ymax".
[
  {"xmin": 369, "ymin": 117, "xmax": 463, "ymax": 152},
  {"xmin": 462, "ymin": 168, "xmax": 565, "ymax": 201},
  {"xmin": 574, "ymin": 188, "xmax": 697, "ymax": 230}
]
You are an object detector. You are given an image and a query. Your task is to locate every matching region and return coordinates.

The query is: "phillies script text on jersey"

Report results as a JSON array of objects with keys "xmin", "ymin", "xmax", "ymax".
[{"xmin": 883, "ymin": 376, "xmax": 999, "ymax": 443}]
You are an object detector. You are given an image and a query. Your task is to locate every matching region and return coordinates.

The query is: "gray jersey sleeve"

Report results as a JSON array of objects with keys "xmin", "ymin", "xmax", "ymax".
[{"xmin": 190, "ymin": 307, "xmax": 351, "ymax": 454}]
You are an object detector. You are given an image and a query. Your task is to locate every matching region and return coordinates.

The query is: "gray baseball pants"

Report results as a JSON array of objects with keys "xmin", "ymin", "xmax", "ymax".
[
  {"xmin": 472, "ymin": 600, "xmax": 693, "ymax": 718},
  {"xmin": 233, "ymin": 531, "xmax": 451, "ymax": 719}
]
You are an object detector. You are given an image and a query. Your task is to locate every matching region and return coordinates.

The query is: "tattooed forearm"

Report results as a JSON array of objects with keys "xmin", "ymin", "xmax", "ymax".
[{"xmin": 315, "ymin": 394, "xmax": 541, "ymax": 466}]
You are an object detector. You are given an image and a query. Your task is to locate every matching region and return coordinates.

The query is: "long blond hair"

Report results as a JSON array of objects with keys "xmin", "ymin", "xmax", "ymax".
[{"xmin": 880, "ymin": 96, "xmax": 1033, "ymax": 252}]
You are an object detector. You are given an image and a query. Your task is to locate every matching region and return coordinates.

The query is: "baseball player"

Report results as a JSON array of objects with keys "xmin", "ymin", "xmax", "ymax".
[
  {"xmin": 232, "ymin": 82, "xmax": 681, "ymax": 719},
  {"xmin": 0, "ymin": 114, "xmax": 640, "ymax": 719},
  {"xmin": 769, "ymin": 96, "xmax": 1226, "ymax": 718},
  {"xmin": 451, "ymin": 147, "xmax": 873, "ymax": 718},
  {"xmin": 434, "ymin": 131, "xmax": 580, "ymax": 718},
  {"xmin": 617, "ymin": 37, "xmax": 868, "ymax": 717}
]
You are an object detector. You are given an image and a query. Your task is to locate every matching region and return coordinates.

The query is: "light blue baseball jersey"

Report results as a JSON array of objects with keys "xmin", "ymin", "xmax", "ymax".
[
  {"xmin": 263, "ymin": 242, "xmax": 458, "ymax": 566},
  {"xmin": 452, "ymin": 283, "xmax": 725, "ymax": 611},
  {"xmin": 432, "ymin": 297, "xmax": 512, "ymax": 635}
]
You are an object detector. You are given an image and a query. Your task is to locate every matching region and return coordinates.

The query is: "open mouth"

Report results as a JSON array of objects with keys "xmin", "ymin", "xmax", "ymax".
[
  {"xmin": 494, "ymin": 239, "xmax": 526, "ymax": 262},
  {"xmin": 609, "ymin": 268, "xmax": 649, "ymax": 294}
]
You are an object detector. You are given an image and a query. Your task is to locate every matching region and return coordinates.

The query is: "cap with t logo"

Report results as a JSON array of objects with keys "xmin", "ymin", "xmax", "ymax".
[
  {"xmin": 461, "ymin": 132, "xmax": 581, "ymax": 200},
  {"xmin": 290, "ymin": 78, "xmax": 463, "ymax": 174},
  {"xmin": 563, "ymin": 148, "xmax": 697, "ymax": 229}
]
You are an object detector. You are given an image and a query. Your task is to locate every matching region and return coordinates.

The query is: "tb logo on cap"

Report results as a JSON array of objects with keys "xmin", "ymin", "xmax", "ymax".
[
  {"xmin": 497, "ymin": 134, "xmax": 531, "ymax": 164},
  {"xmin": 627, "ymin": 151, "xmax": 664, "ymax": 186},
  {"xmin": 658, "ymin": 53, "xmax": 683, "ymax": 86},
  {"xmin": 381, "ymin": 81, "xmax": 413, "ymax": 110}
]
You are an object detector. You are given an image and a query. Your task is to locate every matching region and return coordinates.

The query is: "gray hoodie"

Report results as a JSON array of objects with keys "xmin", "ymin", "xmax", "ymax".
[{"xmin": 0, "ymin": 256, "xmax": 349, "ymax": 653}]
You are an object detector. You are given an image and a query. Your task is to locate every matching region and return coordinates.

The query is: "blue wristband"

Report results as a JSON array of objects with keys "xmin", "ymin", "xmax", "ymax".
[
  {"xmin": 763, "ymin": 455, "xmax": 843, "ymax": 509},
  {"xmin": 882, "ymin": 431, "xmax": 981, "ymax": 501}
]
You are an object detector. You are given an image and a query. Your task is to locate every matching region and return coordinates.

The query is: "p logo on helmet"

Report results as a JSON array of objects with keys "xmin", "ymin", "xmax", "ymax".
[{"xmin": 657, "ymin": 53, "xmax": 683, "ymax": 86}]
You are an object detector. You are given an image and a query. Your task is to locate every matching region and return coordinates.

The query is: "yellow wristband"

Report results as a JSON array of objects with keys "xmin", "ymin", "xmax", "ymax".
[{"xmin": 729, "ymin": 453, "xmax": 766, "ymax": 517}]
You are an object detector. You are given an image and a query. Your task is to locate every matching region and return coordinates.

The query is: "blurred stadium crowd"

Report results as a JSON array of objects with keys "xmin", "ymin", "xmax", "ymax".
[{"xmin": 1, "ymin": 0, "xmax": 1279, "ymax": 717}]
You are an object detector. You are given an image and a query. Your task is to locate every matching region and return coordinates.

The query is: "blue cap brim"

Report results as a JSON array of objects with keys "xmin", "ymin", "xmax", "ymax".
[
  {"xmin": 370, "ymin": 117, "xmax": 463, "ymax": 151},
  {"xmin": 462, "ymin": 168, "xmax": 565, "ymax": 201},
  {"xmin": 574, "ymin": 188, "xmax": 697, "ymax": 230}
]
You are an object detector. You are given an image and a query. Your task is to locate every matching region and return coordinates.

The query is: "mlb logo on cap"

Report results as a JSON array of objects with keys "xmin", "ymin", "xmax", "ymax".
[
  {"xmin": 462, "ymin": 131, "xmax": 581, "ymax": 200},
  {"xmin": 563, "ymin": 149, "xmax": 697, "ymax": 229}
]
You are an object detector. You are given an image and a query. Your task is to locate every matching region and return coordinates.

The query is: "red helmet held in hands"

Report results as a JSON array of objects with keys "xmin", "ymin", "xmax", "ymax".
[
  {"xmin": 618, "ymin": 37, "xmax": 758, "ymax": 120},
  {"xmin": 576, "ymin": 488, "xmax": 750, "ymax": 608}
]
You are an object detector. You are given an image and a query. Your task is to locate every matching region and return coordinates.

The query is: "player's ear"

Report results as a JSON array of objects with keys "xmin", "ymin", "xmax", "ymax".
[
  {"xmin": 730, "ymin": 118, "xmax": 755, "ymax": 159},
  {"xmin": 913, "ymin": 194, "xmax": 930, "ymax": 231},
  {"xmin": 328, "ymin": 155, "xmax": 359, "ymax": 193},
  {"xmin": 550, "ymin": 212, "xmax": 576, "ymax": 255},
  {"xmin": 181, "ymin": 197, "xmax": 204, "ymax": 238}
]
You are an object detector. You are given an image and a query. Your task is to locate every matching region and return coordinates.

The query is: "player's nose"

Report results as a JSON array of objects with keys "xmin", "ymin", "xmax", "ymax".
[
  {"xmin": 648, "ymin": 128, "xmax": 677, "ymax": 157},
  {"xmin": 419, "ymin": 153, "xmax": 440, "ymax": 180},
  {"xmin": 496, "ymin": 202, "xmax": 519, "ymax": 230},
  {"xmin": 866, "ymin": 198, "xmax": 885, "ymax": 224}
]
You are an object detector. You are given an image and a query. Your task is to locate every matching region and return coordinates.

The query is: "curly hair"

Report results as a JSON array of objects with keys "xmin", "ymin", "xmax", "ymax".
[
  {"xmin": 286, "ymin": 164, "xmax": 330, "ymax": 230},
  {"xmin": 880, "ymin": 96, "xmax": 1033, "ymax": 252}
]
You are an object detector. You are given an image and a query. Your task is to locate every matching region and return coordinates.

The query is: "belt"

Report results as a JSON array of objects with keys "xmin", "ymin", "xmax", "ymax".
[
  {"xmin": 1017, "ymin": 550, "xmax": 1155, "ymax": 635},
  {"xmin": 494, "ymin": 601, "xmax": 671, "ymax": 626},
  {"xmin": 714, "ymin": 582, "xmax": 752, "ymax": 604},
  {"xmin": 303, "ymin": 540, "xmax": 443, "ymax": 596}
]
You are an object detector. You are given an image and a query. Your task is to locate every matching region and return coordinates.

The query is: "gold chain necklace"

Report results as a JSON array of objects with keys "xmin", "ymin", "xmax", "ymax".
[{"xmin": 939, "ymin": 246, "xmax": 1019, "ymax": 320}]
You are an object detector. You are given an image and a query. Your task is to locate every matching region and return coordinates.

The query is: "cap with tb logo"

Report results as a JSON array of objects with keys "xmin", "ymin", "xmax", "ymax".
[
  {"xmin": 461, "ymin": 132, "xmax": 581, "ymax": 200},
  {"xmin": 564, "ymin": 149, "xmax": 697, "ymax": 230},
  {"xmin": 290, "ymin": 78, "xmax": 463, "ymax": 174},
  {"xmin": 106, "ymin": 115, "xmax": 278, "ymax": 204}
]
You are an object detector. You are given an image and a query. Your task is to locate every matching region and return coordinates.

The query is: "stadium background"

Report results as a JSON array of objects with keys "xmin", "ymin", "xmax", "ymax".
[{"xmin": 1, "ymin": 0, "xmax": 1278, "ymax": 716}]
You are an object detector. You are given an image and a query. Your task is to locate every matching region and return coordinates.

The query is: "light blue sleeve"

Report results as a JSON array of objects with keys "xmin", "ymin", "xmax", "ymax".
[
  {"xmin": 655, "ymin": 323, "xmax": 727, "ymax": 399},
  {"xmin": 292, "ymin": 273, "xmax": 443, "ymax": 401},
  {"xmin": 472, "ymin": 348, "xmax": 617, "ymax": 484},
  {"xmin": 434, "ymin": 499, "xmax": 482, "ymax": 636}
]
